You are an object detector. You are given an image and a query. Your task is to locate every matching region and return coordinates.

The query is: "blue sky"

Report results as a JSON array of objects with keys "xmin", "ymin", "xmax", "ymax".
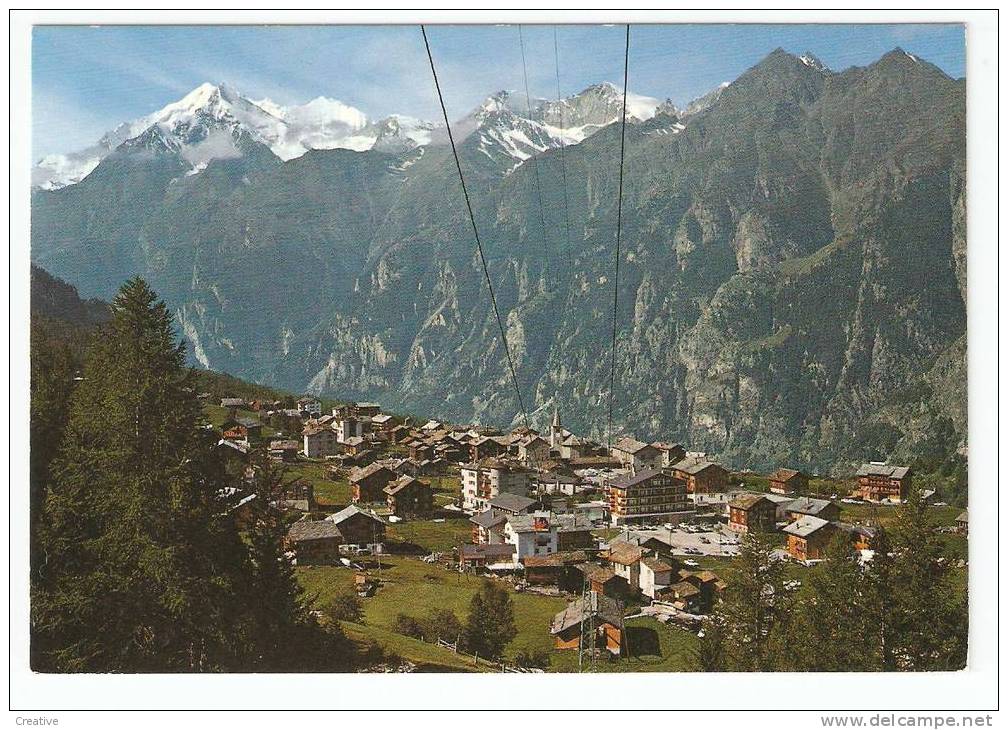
[{"xmin": 32, "ymin": 23, "xmax": 965, "ymax": 159}]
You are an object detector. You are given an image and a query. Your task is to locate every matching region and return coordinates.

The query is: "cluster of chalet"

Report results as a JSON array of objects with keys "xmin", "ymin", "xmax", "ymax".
[
  {"xmin": 283, "ymin": 504, "xmax": 387, "ymax": 566},
  {"xmin": 725, "ymin": 463, "xmax": 912, "ymax": 562},
  {"xmin": 542, "ymin": 536, "xmax": 728, "ymax": 656}
]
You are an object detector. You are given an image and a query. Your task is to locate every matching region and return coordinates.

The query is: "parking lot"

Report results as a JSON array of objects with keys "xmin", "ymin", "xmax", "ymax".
[{"xmin": 617, "ymin": 523, "xmax": 741, "ymax": 558}]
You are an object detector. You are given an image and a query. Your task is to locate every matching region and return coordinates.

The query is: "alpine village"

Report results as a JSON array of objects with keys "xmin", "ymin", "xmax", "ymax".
[{"xmin": 30, "ymin": 268, "xmax": 967, "ymax": 674}]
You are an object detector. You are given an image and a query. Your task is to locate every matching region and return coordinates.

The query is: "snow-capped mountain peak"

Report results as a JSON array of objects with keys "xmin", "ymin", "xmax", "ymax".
[{"xmin": 33, "ymin": 83, "xmax": 438, "ymax": 189}]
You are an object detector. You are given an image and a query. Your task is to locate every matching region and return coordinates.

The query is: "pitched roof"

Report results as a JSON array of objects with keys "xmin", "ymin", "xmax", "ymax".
[
  {"xmin": 856, "ymin": 463, "xmax": 911, "ymax": 479},
  {"xmin": 787, "ymin": 497, "xmax": 836, "ymax": 516},
  {"xmin": 488, "ymin": 493, "xmax": 537, "ymax": 513},
  {"xmin": 470, "ymin": 510, "xmax": 507, "ymax": 529},
  {"xmin": 328, "ymin": 504, "xmax": 385, "ymax": 527},
  {"xmin": 769, "ymin": 467, "xmax": 804, "ymax": 482},
  {"xmin": 661, "ymin": 581, "xmax": 701, "ymax": 598},
  {"xmin": 606, "ymin": 541, "xmax": 645, "ymax": 566},
  {"xmin": 522, "ymin": 550, "xmax": 589, "ymax": 568},
  {"xmin": 729, "ymin": 493, "xmax": 773, "ymax": 510},
  {"xmin": 782, "ymin": 515, "xmax": 832, "ymax": 538},
  {"xmin": 578, "ymin": 563, "xmax": 619, "ymax": 583},
  {"xmin": 506, "ymin": 513, "xmax": 553, "ymax": 534},
  {"xmin": 956, "ymin": 511, "xmax": 968, "ymax": 523},
  {"xmin": 608, "ymin": 467, "xmax": 671, "ymax": 490},
  {"xmin": 551, "ymin": 592, "xmax": 624, "ymax": 634},
  {"xmin": 672, "ymin": 458, "xmax": 722, "ymax": 476},
  {"xmin": 641, "ymin": 557, "xmax": 674, "ymax": 574},
  {"xmin": 459, "ymin": 543, "xmax": 515, "ymax": 560},
  {"xmin": 383, "ymin": 475, "xmax": 427, "ymax": 496},
  {"xmin": 612, "ymin": 436, "xmax": 651, "ymax": 454},
  {"xmin": 269, "ymin": 439, "xmax": 300, "ymax": 450},
  {"xmin": 287, "ymin": 520, "xmax": 343, "ymax": 543},
  {"xmin": 350, "ymin": 462, "xmax": 394, "ymax": 482}
]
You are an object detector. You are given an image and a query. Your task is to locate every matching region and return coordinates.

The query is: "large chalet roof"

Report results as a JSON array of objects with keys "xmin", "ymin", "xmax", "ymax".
[
  {"xmin": 488, "ymin": 493, "xmax": 537, "ymax": 513},
  {"xmin": 350, "ymin": 462, "xmax": 394, "ymax": 482},
  {"xmin": 787, "ymin": 497, "xmax": 836, "ymax": 516},
  {"xmin": 672, "ymin": 458, "xmax": 722, "ymax": 476},
  {"xmin": 729, "ymin": 493, "xmax": 772, "ymax": 510},
  {"xmin": 856, "ymin": 463, "xmax": 911, "ymax": 479},
  {"xmin": 522, "ymin": 550, "xmax": 589, "ymax": 568},
  {"xmin": 287, "ymin": 520, "xmax": 343, "ymax": 543},
  {"xmin": 606, "ymin": 541, "xmax": 645, "ymax": 566},
  {"xmin": 550, "ymin": 592, "xmax": 624, "ymax": 634},
  {"xmin": 783, "ymin": 515, "xmax": 832, "ymax": 538},
  {"xmin": 470, "ymin": 510, "xmax": 507, "ymax": 529},
  {"xmin": 612, "ymin": 436, "xmax": 653, "ymax": 454},
  {"xmin": 608, "ymin": 467, "xmax": 670, "ymax": 490},
  {"xmin": 328, "ymin": 504, "xmax": 385, "ymax": 527},
  {"xmin": 770, "ymin": 468, "xmax": 804, "ymax": 482},
  {"xmin": 383, "ymin": 475, "xmax": 426, "ymax": 496},
  {"xmin": 459, "ymin": 543, "xmax": 515, "ymax": 560}
]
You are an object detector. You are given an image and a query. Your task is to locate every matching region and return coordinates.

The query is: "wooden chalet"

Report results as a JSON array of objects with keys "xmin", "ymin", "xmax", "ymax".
[
  {"xmin": 285, "ymin": 521, "xmax": 343, "ymax": 565},
  {"xmin": 328, "ymin": 504, "xmax": 386, "ymax": 545},
  {"xmin": 671, "ymin": 458, "xmax": 730, "ymax": 494},
  {"xmin": 769, "ymin": 468, "xmax": 808, "ymax": 495},
  {"xmin": 786, "ymin": 496, "xmax": 841, "ymax": 523},
  {"xmin": 384, "ymin": 475, "xmax": 434, "ymax": 517},
  {"xmin": 856, "ymin": 463, "xmax": 912, "ymax": 503},
  {"xmin": 350, "ymin": 463, "xmax": 396, "ymax": 503},
  {"xmin": 783, "ymin": 516, "xmax": 837, "ymax": 561},
  {"xmin": 550, "ymin": 592, "xmax": 625, "ymax": 655},
  {"xmin": 728, "ymin": 494, "xmax": 777, "ymax": 533}
]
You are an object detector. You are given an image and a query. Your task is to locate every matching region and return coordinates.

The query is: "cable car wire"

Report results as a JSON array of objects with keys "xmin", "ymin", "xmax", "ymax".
[
  {"xmin": 421, "ymin": 25, "xmax": 530, "ymax": 429},
  {"xmin": 553, "ymin": 25, "xmax": 574, "ymax": 298},
  {"xmin": 606, "ymin": 24, "xmax": 631, "ymax": 450},
  {"xmin": 518, "ymin": 25, "xmax": 552, "ymax": 283}
]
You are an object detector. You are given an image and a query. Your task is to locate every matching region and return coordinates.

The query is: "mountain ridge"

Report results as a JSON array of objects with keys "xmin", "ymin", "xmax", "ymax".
[{"xmin": 30, "ymin": 47, "xmax": 966, "ymax": 476}]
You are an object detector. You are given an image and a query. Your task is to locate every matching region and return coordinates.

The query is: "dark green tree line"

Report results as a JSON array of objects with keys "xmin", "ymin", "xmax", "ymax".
[
  {"xmin": 694, "ymin": 491, "xmax": 967, "ymax": 672},
  {"xmin": 30, "ymin": 277, "xmax": 355, "ymax": 672}
]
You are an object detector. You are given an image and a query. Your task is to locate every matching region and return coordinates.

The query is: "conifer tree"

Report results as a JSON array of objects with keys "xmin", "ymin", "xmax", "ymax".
[
  {"xmin": 885, "ymin": 492, "xmax": 968, "ymax": 670},
  {"xmin": 463, "ymin": 580, "xmax": 517, "ymax": 660},
  {"xmin": 694, "ymin": 532, "xmax": 791, "ymax": 671},
  {"xmin": 32, "ymin": 278, "xmax": 248, "ymax": 671},
  {"xmin": 779, "ymin": 533, "xmax": 880, "ymax": 671},
  {"xmin": 240, "ymin": 454, "xmax": 356, "ymax": 671}
]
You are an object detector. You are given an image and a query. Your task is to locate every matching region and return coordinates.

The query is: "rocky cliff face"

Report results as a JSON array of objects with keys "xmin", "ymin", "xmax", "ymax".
[{"xmin": 30, "ymin": 49, "xmax": 966, "ymax": 474}]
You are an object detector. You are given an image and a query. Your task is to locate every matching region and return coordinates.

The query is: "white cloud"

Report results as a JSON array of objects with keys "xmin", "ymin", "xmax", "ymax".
[{"xmin": 180, "ymin": 130, "xmax": 243, "ymax": 169}]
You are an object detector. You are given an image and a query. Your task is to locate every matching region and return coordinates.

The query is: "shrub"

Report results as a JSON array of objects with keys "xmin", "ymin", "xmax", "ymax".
[
  {"xmin": 325, "ymin": 591, "xmax": 364, "ymax": 623},
  {"xmin": 422, "ymin": 609, "xmax": 463, "ymax": 644},
  {"xmin": 392, "ymin": 613, "xmax": 424, "ymax": 639},
  {"xmin": 512, "ymin": 648, "xmax": 550, "ymax": 669}
]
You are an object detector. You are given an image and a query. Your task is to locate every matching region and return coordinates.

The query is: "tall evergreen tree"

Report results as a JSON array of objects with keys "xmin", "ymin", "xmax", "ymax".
[
  {"xmin": 239, "ymin": 454, "xmax": 356, "ymax": 671},
  {"xmin": 885, "ymin": 491, "xmax": 968, "ymax": 670},
  {"xmin": 32, "ymin": 278, "xmax": 249, "ymax": 671},
  {"xmin": 463, "ymin": 580, "xmax": 517, "ymax": 660},
  {"xmin": 778, "ymin": 533, "xmax": 881, "ymax": 671},
  {"xmin": 694, "ymin": 532, "xmax": 791, "ymax": 671}
]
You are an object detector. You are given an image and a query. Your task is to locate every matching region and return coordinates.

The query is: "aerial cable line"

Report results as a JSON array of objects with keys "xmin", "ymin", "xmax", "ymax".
[
  {"xmin": 553, "ymin": 25, "xmax": 575, "ymax": 300},
  {"xmin": 518, "ymin": 25, "xmax": 552, "ymax": 284},
  {"xmin": 606, "ymin": 24, "xmax": 630, "ymax": 451},
  {"xmin": 420, "ymin": 25, "xmax": 530, "ymax": 430}
]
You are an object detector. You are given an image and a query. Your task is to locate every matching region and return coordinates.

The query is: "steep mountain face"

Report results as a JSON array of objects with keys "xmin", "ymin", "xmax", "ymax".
[{"xmin": 30, "ymin": 49, "xmax": 967, "ymax": 474}]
